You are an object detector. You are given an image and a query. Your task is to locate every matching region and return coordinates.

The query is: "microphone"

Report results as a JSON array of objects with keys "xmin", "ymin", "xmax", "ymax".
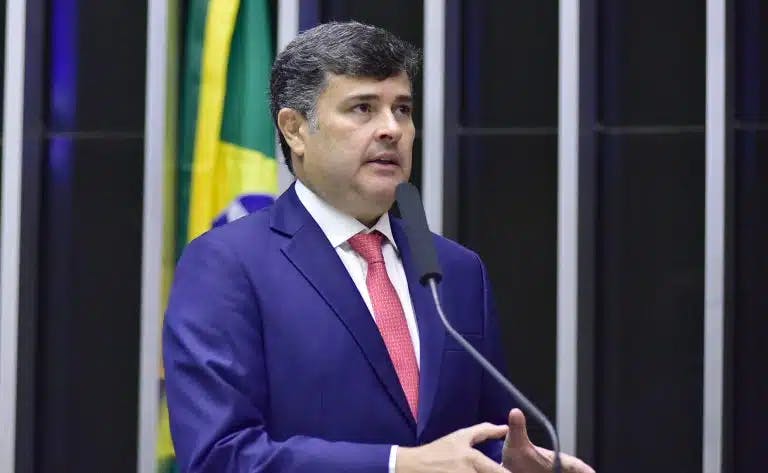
[{"xmin": 395, "ymin": 182, "xmax": 562, "ymax": 473}]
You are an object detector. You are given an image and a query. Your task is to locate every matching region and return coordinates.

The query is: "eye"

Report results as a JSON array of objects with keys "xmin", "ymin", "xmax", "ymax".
[
  {"xmin": 352, "ymin": 103, "xmax": 372, "ymax": 113},
  {"xmin": 395, "ymin": 104, "xmax": 413, "ymax": 116}
]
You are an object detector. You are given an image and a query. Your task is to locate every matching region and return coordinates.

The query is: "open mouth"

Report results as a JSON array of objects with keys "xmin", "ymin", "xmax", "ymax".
[{"xmin": 367, "ymin": 153, "xmax": 400, "ymax": 167}]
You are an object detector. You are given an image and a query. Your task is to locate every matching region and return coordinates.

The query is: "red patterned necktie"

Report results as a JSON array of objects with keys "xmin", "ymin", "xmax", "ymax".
[{"xmin": 348, "ymin": 231, "xmax": 419, "ymax": 420}]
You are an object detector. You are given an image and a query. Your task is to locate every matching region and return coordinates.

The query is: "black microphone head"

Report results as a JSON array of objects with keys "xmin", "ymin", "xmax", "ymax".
[{"xmin": 395, "ymin": 182, "xmax": 443, "ymax": 285}]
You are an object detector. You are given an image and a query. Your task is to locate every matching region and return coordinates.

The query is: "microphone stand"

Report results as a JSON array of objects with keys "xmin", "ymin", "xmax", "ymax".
[{"xmin": 426, "ymin": 278, "xmax": 562, "ymax": 473}]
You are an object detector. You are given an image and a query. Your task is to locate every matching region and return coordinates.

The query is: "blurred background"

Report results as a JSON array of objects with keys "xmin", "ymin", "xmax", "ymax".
[{"xmin": 0, "ymin": 0, "xmax": 765, "ymax": 472}]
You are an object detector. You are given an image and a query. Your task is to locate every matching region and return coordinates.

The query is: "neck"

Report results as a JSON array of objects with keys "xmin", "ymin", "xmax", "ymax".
[
  {"xmin": 296, "ymin": 179, "xmax": 388, "ymax": 228},
  {"xmin": 357, "ymin": 216, "xmax": 381, "ymax": 228}
]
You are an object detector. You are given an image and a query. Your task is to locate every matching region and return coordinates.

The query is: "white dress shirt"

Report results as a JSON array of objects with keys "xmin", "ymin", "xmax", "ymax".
[{"xmin": 295, "ymin": 180, "xmax": 418, "ymax": 473}]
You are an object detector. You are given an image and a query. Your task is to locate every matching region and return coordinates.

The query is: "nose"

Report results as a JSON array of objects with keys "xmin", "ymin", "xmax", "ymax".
[{"xmin": 375, "ymin": 110, "xmax": 403, "ymax": 143}]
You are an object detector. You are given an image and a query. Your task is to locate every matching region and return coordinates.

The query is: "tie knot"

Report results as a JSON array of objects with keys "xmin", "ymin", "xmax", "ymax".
[{"xmin": 348, "ymin": 231, "xmax": 385, "ymax": 264}]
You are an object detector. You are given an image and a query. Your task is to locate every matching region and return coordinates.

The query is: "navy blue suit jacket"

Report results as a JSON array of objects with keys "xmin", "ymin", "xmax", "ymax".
[{"xmin": 163, "ymin": 185, "xmax": 514, "ymax": 472}]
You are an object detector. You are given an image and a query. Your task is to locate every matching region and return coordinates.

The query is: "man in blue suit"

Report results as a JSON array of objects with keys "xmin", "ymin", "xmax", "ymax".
[{"xmin": 164, "ymin": 21, "xmax": 594, "ymax": 473}]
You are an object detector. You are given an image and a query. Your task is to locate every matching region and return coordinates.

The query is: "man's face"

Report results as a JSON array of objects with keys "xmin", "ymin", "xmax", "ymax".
[{"xmin": 292, "ymin": 71, "xmax": 415, "ymax": 224}]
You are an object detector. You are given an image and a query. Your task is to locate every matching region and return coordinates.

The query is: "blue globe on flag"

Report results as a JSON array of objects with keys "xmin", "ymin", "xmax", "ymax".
[{"xmin": 212, "ymin": 193, "xmax": 275, "ymax": 228}]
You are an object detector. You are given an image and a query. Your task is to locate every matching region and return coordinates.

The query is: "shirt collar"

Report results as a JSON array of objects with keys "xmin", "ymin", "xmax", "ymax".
[{"xmin": 295, "ymin": 179, "xmax": 398, "ymax": 251}]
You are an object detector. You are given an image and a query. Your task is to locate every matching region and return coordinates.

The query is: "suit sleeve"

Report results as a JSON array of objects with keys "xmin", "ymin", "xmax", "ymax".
[
  {"xmin": 474, "ymin": 255, "xmax": 517, "ymax": 463},
  {"xmin": 163, "ymin": 235, "xmax": 391, "ymax": 473}
]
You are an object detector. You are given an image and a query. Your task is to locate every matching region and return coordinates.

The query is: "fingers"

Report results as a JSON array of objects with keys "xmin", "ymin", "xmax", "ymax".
[
  {"xmin": 469, "ymin": 450, "xmax": 509, "ymax": 473},
  {"xmin": 533, "ymin": 445, "xmax": 555, "ymax": 462},
  {"xmin": 561, "ymin": 454, "xmax": 596, "ymax": 473},
  {"xmin": 461, "ymin": 422, "xmax": 509, "ymax": 446},
  {"xmin": 504, "ymin": 408, "xmax": 532, "ymax": 450},
  {"xmin": 534, "ymin": 446, "xmax": 596, "ymax": 473}
]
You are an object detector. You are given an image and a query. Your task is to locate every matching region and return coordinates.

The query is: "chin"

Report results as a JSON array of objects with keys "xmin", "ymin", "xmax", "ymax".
[
  {"xmin": 356, "ymin": 172, "xmax": 407, "ymax": 203},
  {"xmin": 367, "ymin": 182, "xmax": 399, "ymax": 202}
]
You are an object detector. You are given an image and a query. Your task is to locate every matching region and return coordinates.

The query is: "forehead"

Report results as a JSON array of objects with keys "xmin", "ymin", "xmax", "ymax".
[{"xmin": 319, "ymin": 71, "xmax": 413, "ymax": 102}]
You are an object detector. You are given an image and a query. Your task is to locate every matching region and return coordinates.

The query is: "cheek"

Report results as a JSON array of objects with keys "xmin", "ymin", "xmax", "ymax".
[
  {"xmin": 400, "ymin": 133, "xmax": 415, "ymax": 171},
  {"xmin": 305, "ymin": 132, "xmax": 349, "ymax": 170},
  {"xmin": 328, "ymin": 134, "xmax": 367, "ymax": 167},
  {"xmin": 316, "ymin": 142, "xmax": 360, "ymax": 181}
]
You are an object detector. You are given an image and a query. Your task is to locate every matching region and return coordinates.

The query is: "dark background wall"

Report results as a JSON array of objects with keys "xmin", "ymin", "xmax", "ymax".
[
  {"xmin": 448, "ymin": 0, "xmax": 559, "ymax": 448},
  {"xmin": 589, "ymin": 1, "xmax": 705, "ymax": 471},
  {"xmin": 0, "ymin": 0, "xmax": 5, "ymax": 236},
  {"xmin": 730, "ymin": 0, "xmax": 768, "ymax": 471},
  {"xmin": 17, "ymin": 0, "xmax": 147, "ymax": 472}
]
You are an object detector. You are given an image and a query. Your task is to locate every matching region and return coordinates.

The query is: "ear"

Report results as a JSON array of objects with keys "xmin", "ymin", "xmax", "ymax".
[{"xmin": 277, "ymin": 108, "xmax": 307, "ymax": 159}]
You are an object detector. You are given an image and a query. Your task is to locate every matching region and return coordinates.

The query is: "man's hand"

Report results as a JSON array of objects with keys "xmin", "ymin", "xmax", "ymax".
[
  {"xmin": 396, "ymin": 422, "xmax": 510, "ymax": 473},
  {"xmin": 502, "ymin": 409, "xmax": 595, "ymax": 473}
]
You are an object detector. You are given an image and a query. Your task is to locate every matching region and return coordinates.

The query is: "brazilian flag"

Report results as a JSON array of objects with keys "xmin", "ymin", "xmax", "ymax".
[{"xmin": 157, "ymin": 0, "xmax": 277, "ymax": 471}]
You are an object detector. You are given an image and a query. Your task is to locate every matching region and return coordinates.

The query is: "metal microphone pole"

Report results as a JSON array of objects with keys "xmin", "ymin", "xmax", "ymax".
[{"xmin": 426, "ymin": 278, "xmax": 562, "ymax": 473}]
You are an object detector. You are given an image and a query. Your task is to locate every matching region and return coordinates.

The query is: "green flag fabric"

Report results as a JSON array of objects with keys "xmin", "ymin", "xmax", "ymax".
[{"xmin": 158, "ymin": 1, "xmax": 277, "ymax": 471}]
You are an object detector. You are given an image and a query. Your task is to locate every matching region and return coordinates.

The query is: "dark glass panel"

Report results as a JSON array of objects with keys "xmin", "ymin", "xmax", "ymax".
[
  {"xmin": 38, "ymin": 137, "xmax": 143, "ymax": 472},
  {"xmin": 0, "ymin": 0, "xmax": 4, "ymax": 225},
  {"xmin": 461, "ymin": 0, "xmax": 558, "ymax": 128},
  {"xmin": 598, "ymin": 0, "xmax": 705, "ymax": 126},
  {"xmin": 321, "ymin": 0, "xmax": 423, "ymax": 53},
  {"xmin": 458, "ymin": 134, "xmax": 558, "ymax": 445},
  {"xmin": 732, "ymin": 130, "xmax": 768, "ymax": 473},
  {"xmin": 48, "ymin": 0, "xmax": 147, "ymax": 133},
  {"xmin": 595, "ymin": 132, "xmax": 704, "ymax": 472},
  {"xmin": 0, "ymin": 0, "xmax": 4, "ymax": 135},
  {"xmin": 734, "ymin": 0, "xmax": 768, "ymax": 123}
]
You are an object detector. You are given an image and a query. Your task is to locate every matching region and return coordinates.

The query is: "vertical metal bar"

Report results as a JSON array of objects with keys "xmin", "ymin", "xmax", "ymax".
[
  {"xmin": 576, "ymin": 0, "xmax": 598, "ymax": 463},
  {"xmin": 557, "ymin": 0, "xmax": 579, "ymax": 456},
  {"xmin": 721, "ymin": 3, "xmax": 736, "ymax": 472},
  {"xmin": 422, "ymin": 0, "xmax": 445, "ymax": 234},
  {"xmin": 277, "ymin": 0, "xmax": 299, "ymax": 194},
  {"xmin": 441, "ymin": 0, "xmax": 460, "ymax": 241},
  {"xmin": 0, "ymin": 0, "xmax": 28, "ymax": 471},
  {"xmin": 138, "ymin": 0, "xmax": 171, "ymax": 471},
  {"xmin": 704, "ymin": 0, "xmax": 726, "ymax": 471},
  {"xmin": 14, "ymin": 0, "xmax": 45, "ymax": 469}
]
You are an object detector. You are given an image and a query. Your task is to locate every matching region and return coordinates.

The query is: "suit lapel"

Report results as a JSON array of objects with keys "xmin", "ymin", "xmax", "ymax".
[
  {"xmin": 272, "ymin": 187, "xmax": 416, "ymax": 429},
  {"xmin": 391, "ymin": 218, "xmax": 446, "ymax": 438}
]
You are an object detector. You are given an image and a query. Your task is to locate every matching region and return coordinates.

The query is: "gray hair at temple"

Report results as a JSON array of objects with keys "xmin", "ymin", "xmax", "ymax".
[{"xmin": 269, "ymin": 21, "xmax": 421, "ymax": 173}]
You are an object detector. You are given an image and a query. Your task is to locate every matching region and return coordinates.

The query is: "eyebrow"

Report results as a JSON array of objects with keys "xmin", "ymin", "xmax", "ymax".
[{"xmin": 343, "ymin": 94, "xmax": 413, "ymax": 103}]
